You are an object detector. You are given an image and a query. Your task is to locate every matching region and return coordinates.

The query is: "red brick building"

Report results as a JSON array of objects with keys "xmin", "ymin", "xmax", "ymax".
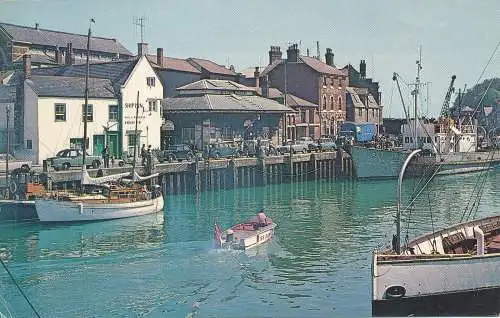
[{"xmin": 260, "ymin": 44, "xmax": 348, "ymax": 140}]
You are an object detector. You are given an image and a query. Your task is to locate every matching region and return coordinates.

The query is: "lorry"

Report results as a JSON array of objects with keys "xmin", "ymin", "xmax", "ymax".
[{"xmin": 339, "ymin": 122, "xmax": 377, "ymax": 143}]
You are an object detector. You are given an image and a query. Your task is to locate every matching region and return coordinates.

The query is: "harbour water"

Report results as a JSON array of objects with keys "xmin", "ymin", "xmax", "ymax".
[{"xmin": 0, "ymin": 170, "xmax": 499, "ymax": 317}]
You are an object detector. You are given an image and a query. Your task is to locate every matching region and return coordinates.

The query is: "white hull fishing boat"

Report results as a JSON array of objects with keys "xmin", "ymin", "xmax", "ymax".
[
  {"xmin": 215, "ymin": 212, "xmax": 276, "ymax": 250},
  {"xmin": 371, "ymin": 149, "xmax": 500, "ymax": 316},
  {"xmin": 35, "ymin": 20, "xmax": 164, "ymax": 223}
]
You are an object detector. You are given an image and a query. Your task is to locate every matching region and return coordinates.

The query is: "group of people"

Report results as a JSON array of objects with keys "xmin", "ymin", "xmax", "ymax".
[{"xmin": 100, "ymin": 144, "xmax": 153, "ymax": 169}]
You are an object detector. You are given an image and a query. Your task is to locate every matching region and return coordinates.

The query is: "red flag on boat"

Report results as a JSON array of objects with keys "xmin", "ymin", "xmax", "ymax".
[{"xmin": 214, "ymin": 223, "xmax": 222, "ymax": 248}]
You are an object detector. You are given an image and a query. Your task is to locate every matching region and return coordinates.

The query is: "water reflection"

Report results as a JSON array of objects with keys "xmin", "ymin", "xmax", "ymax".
[{"xmin": 0, "ymin": 213, "xmax": 165, "ymax": 262}]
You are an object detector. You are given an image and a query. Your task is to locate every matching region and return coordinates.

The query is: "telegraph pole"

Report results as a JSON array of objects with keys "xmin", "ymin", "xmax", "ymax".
[{"xmin": 5, "ymin": 105, "xmax": 10, "ymax": 199}]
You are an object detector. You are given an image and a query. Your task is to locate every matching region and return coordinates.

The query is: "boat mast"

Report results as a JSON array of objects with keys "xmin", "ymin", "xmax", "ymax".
[
  {"xmin": 413, "ymin": 47, "xmax": 422, "ymax": 149},
  {"xmin": 396, "ymin": 148, "xmax": 422, "ymax": 254},
  {"xmin": 82, "ymin": 19, "xmax": 94, "ymax": 170},
  {"xmin": 132, "ymin": 90, "xmax": 140, "ymax": 173}
]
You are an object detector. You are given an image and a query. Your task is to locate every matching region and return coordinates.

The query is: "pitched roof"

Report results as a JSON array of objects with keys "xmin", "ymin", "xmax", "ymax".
[
  {"xmin": 346, "ymin": 86, "xmax": 380, "ymax": 109},
  {"xmin": 260, "ymin": 56, "xmax": 347, "ymax": 77},
  {"xmin": 177, "ymin": 79, "xmax": 253, "ymax": 92},
  {"xmin": 285, "ymin": 94, "xmax": 317, "ymax": 108},
  {"xmin": 163, "ymin": 94, "xmax": 294, "ymax": 113},
  {"xmin": 0, "ymin": 85, "xmax": 16, "ymax": 103},
  {"xmin": 299, "ymin": 56, "xmax": 347, "ymax": 76},
  {"xmin": 26, "ymin": 75, "xmax": 115, "ymax": 98},
  {"xmin": 240, "ymin": 66, "xmax": 265, "ymax": 78},
  {"xmin": 31, "ymin": 59, "xmax": 138, "ymax": 85},
  {"xmin": 187, "ymin": 58, "xmax": 235, "ymax": 76},
  {"xmin": 146, "ymin": 55, "xmax": 201, "ymax": 74},
  {"xmin": 0, "ymin": 22, "xmax": 133, "ymax": 56},
  {"xmin": 254, "ymin": 87, "xmax": 284, "ymax": 99}
]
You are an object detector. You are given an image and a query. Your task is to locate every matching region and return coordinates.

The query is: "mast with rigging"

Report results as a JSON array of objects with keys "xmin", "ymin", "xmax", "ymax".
[{"xmin": 82, "ymin": 18, "xmax": 94, "ymax": 171}]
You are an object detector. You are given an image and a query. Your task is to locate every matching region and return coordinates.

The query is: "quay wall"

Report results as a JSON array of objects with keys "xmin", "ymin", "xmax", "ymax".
[{"xmin": 7, "ymin": 150, "xmax": 354, "ymax": 197}]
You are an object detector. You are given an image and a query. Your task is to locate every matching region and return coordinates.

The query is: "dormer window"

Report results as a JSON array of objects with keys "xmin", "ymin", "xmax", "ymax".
[{"xmin": 147, "ymin": 77, "xmax": 156, "ymax": 87}]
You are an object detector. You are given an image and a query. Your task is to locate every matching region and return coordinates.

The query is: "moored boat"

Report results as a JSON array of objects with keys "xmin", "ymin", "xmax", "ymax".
[
  {"xmin": 371, "ymin": 149, "xmax": 500, "ymax": 316},
  {"xmin": 214, "ymin": 212, "xmax": 276, "ymax": 250}
]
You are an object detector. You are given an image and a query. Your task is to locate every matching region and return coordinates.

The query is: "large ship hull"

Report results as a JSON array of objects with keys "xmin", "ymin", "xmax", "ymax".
[
  {"xmin": 35, "ymin": 195, "xmax": 164, "ymax": 222},
  {"xmin": 348, "ymin": 146, "xmax": 408, "ymax": 179},
  {"xmin": 349, "ymin": 146, "xmax": 500, "ymax": 179},
  {"xmin": 372, "ymin": 215, "xmax": 500, "ymax": 317}
]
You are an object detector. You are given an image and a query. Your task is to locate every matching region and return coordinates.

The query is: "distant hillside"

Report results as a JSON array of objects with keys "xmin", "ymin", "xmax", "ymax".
[{"xmin": 451, "ymin": 77, "xmax": 500, "ymax": 112}]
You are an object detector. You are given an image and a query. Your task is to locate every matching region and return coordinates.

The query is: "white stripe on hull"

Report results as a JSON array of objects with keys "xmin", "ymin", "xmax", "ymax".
[
  {"xmin": 35, "ymin": 195, "xmax": 164, "ymax": 222},
  {"xmin": 373, "ymin": 253, "xmax": 500, "ymax": 300}
]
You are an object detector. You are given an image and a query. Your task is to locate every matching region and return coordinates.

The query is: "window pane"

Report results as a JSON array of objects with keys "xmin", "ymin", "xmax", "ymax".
[
  {"xmin": 109, "ymin": 105, "xmax": 118, "ymax": 122},
  {"xmin": 55, "ymin": 103, "xmax": 66, "ymax": 121},
  {"xmin": 82, "ymin": 104, "xmax": 93, "ymax": 122}
]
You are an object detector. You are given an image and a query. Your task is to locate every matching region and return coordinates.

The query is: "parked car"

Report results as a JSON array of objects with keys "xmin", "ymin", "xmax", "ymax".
[
  {"xmin": 277, "ymin": 140, "xmax": 309, "ymax": 154},
  {"xmin": 47, "ymin": 148, "xmax": 102, "ymax": 171},
  {"xmin": 242, "ymin": 139, "xmax": 277, "ymax": 157},
  {"xmin": 0, "ymin": 154, "xmax": 31, "ymax": 173},
  {"xmin": 313, "ymin": 137, "xmax": 337, "ymax": 152},
  {"xmin": 207, "ymin": 143, "xmax": 242, "ymax": 159},
  {"xmin": 158, "ymin": 144, "xmax": 195, "ymax": 162}
]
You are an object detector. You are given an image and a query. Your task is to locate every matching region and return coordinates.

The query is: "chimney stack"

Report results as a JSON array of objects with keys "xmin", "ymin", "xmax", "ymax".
[
  {"xmin": 286, "ymin": 44, "xmax": 299, "ymax": 63},
  {"xmin": 65, "ymin": 42, "xmax": 73, "ymax": 65},
  {"xmin": 261, "ymin": 75, "xmax": 269, "ymax": 98},
  {"xmin": 156, "ymin": 47, "xmax": 164, "ymax": 67},
  {"xmin": 360, "ymin": 60, "xmax": 366, "ymax": 79},
  {"xmin": 325, "ymin": 48, "xmax": 334, "ymax": 66},
  {"xmin": 23, "ymin": 54, "xmax": 31, "ymax": 79},
  {"xmin": 55, "ymin": 47, "xmax": 64, "ymax": 65},
  {"xmin": 138, "ymin": 43, "xmax": 148, "ymax": 56},
  {"xmin": 268, "ymin": 46, "xmax": 282, "ymax": 65},
  {"xmin": 254, "ymin": 66, "xmax": 260, "ymax": 88}
]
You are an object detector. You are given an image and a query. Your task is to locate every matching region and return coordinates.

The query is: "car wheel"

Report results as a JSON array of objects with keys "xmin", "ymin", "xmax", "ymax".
[
  {"xmin": 62, "ymin": 163, "xmax": 70, "ymax": 170},
  {"xmin": 20, "ymin": 165, "xmax": 30, "ymax": 173},
  {"xmin": 92, "ymin": 160, "xmax": 101, "ymax": 169},
  {"xmin": 168, "ymin": 155, "xmax": 175, "ymax": 163},
  {"xmin": 186, "ymin": 154, "xmax": 194, "ymax": 161},
  {"xmin": 214, "ymin": 153, "xmax": 220, "ymax": 159},
  {"xmin": 118, "ymin": 161, "xmax": 125, "ymax": 167}
]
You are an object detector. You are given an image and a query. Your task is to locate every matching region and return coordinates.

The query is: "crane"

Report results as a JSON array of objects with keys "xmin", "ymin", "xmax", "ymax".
[{"xmin": 440, "ymin": 75, "xmax": 456, "ymax": 118}]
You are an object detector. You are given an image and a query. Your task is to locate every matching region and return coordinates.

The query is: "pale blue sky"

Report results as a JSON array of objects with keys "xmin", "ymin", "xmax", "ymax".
[{"xmin": 1, "ymin": 0, "xmax": 499, "ymax": 117}]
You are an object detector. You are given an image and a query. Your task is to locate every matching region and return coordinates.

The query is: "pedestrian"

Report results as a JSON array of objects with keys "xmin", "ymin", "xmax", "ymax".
[
  {"xmin": 101, "ymin": 145, "xmax": 110, "ymax": 168},
  {"xmin": 146, "ymin": 145, "xmax": 153, "ymax": 170},
  {"xmin": 141, "ymin": 144, "xmax": 146, "ymax": 166}
]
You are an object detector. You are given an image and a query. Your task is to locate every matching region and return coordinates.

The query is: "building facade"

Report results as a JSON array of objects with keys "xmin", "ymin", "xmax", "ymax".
[
  {"xmin": 260, "ymin": 44, "xmax": 348, "ymax": 140},
  {"xmin": 162, "ymin": 79, "xmax": 293, "ymax": 149},
  {"xmin": 0, "ymin": 22, "xmax": 133, "ymax": 70},
  {"xmin": 343, "ymin": 60, "xmax": 383, "ymax": 132},
  {"xmin": 23, "ymin": 54, "xmax": 163, "ymax": 164}
]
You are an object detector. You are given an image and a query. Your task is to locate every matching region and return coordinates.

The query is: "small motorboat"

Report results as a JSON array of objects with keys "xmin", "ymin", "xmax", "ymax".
[{"xmin": 214, "ymin": 211, "xmax": 276, "ymax": 250}]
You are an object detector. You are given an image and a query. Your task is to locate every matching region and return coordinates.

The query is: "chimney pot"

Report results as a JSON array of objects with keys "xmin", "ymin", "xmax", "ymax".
[
  {"xmin": 360, "ymin": 60, "xmax": 366, "ymax": 79},
  {"xmin": 156, "ymin": 47, "xmax": 164, "ymax": 67},
  {"xmin": 65, "ymin": 42, "xmax": 73, "ymax": 65},
  {"xmin": 23, "ymin": 54, "xmax": 32, "ymax": 79},
  {"xmin": 254, "ymin": 66, "xmax": 260, "ymax": 88},
  {"xmin": 138, "ymin": 43, "xmax": 149, "ymax": 56},
  {"xmin": 325, "ymin": 48, "xmax": 334, "ymax": 66},
  {"xmin": 268, "ymin": 45, "xmax": 282, "ymax": 65},
  {"xmin": 35, "ymin": 23, "xmax": 39, "ymax": 30}
]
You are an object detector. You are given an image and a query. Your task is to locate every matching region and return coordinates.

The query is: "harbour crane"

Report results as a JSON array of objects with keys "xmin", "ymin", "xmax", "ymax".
[{"xmin": 440, "ymin": 75, "xmax": 457, "ymax": 118}]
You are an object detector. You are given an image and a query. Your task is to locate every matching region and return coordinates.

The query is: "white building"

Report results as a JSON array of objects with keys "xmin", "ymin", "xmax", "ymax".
[{"xmin": 23, "ymin": 54, "xmax": 163, "ymax": 164}]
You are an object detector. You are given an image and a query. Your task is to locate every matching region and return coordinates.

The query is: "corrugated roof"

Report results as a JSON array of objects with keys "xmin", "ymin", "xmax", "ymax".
[
  {"xmin": 163, "ymin": 94, "xmax": 293, "ymax": 113},
  {"xmin": 177, "ymin": 79, "xmax": 253, "ymax": 92},
  {"xmin": 187, "ymin": 58, "xmax": 235, "ymax": 76},
  {"xmin": 31, "ymin": 59, "xmax": 138, "ymax": 85},
  {"xmin": 0, "ymin": 85, "xmax": 16, "ymax": 103},
  {"xmin": 0, "ymin": 22, "xmax": 133, "ymax": 56},
  {"xmin": 27, "ymin": 75, "xmax": 115, "ymax": 98},
  {"xmin": 146, "ymin": 55, "xmax": 201, "ymax": 74}
]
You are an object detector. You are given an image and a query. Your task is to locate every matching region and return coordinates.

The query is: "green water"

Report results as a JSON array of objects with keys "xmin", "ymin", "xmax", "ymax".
[{"xmin": 0, "ymin": 171, "xmax": 499, "ymax": 317}]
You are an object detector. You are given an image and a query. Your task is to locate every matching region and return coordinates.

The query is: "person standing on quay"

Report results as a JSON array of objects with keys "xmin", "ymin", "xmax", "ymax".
[
  {"xmin": 102, "ymin": 146, "xmax": 110, "ymax": 168},
  {"xmin": 141, "ymin": 144, "xmax": 146, "ymax": 166}
]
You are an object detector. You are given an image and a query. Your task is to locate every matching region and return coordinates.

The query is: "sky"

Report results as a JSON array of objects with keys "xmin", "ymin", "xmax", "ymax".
[{"xmin": 1, "ymin": 0, "xmax": 499, "ymax": 118}]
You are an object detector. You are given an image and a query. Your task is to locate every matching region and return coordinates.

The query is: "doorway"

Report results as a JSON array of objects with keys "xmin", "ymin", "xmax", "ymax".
[{"xmin": 93, "ymin": 135, "xmax": 105, "ymax": 156}]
